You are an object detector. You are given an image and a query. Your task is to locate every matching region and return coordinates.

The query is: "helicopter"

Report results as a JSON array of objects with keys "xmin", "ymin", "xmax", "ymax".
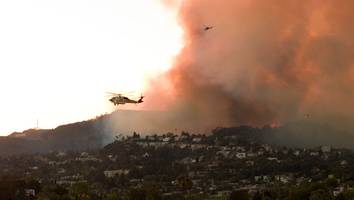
[
  {"xmin": 107, "ymin": 92, "xmax": 144, "ymax": 106},
  {"xmin": 204, "ymin": 25, "xmax": 213, "ymax": 31}
]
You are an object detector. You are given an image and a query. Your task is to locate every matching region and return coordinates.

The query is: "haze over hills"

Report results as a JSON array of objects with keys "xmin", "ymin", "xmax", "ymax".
[
  {"xmin": 0, "ymin": 109, "xmax": 353, "ymax": 156},
  {"xmin": 3, "ymin": 117, "xmax": 107, "ymax": 155},
  {"xmin": 1, "ymin": 109, "xmax": 179, "ymax": 155}
]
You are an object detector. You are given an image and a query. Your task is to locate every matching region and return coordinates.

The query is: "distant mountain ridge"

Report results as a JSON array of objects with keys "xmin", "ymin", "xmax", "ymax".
[
  {"xmin": 0, "ymin": 114, "xmax": 111, "ymax": 155},
  {"xmin": 9, "ymin": 129, "xmax": 50, "ymax": 140},
  {"xmin": 0, "ymin": 109, "xmax": 172, "ymax": 156},
  {"xmin": 1, "ymin": 110, "xmax": 354, "ymax": 155}
]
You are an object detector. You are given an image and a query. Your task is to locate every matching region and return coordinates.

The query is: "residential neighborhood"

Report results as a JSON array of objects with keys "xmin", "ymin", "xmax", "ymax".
[{"xmin": 1, "ymin": 127, "xmax": 354, "ymax": 199}]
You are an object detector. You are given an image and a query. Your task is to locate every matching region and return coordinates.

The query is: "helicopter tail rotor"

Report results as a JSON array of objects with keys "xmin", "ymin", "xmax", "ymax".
[{"xmin": 138, "ymin": 93, "xmax": 145, "ymax": 103}]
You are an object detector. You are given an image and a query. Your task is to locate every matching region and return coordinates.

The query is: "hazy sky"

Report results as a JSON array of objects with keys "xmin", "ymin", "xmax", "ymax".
[{"xmin": 0, "ymin": 0, "xmax": 182, "ymax": 135}]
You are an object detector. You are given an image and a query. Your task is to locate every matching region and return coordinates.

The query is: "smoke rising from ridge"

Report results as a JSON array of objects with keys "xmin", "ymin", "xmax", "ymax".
[
  {"xmin": 108, "ymin": 0, "xmax": 354, "ymax": 147},
  {"xmin": 146, "ymin": 0, "xmax": 354, "ymax": 128}
]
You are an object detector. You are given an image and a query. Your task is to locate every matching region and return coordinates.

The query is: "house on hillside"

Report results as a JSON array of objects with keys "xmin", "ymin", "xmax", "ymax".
[{"xmin": 104, "ymin": 169, "xmax": 129, "ymax": 178}]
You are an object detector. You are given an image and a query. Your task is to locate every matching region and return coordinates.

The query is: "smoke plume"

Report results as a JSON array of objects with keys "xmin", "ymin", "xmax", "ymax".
[
  {"xmin": 143, "ymin": 0, "xmax": 354, "ymax": 139},
  {"xmin": 109, "ymin": 0, "xmax": 354, "ymax": 146}
]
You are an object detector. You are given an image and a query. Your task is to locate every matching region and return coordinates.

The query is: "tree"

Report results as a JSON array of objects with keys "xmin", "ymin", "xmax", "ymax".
[
  {"xmin": 309, "ymin": 189, "xmax": 331, "ymax": 200},
  {"xmin": 176, "ymin": 175, "xmax": 193, "ymax": 191},
  {"xmin": 144, "ymin": 182, "xmax": 162, "ymax": 200},
  {"xmin": 335, "ymin": 190, "xmax": 354, "ymax": 200},
  {"xmin": 37, "ymin": 184, "xmax": 70, "ymax": 200},
  {"xmin": 69, "ymin": 182, "xmax": 91, "ymax": 200},
  {"xmin": 104, "ymin": 191, "xmax": 120, "ymax": 200},
  {"xmin": 252, "ymin": 191, "xmax": 262, "ymax": 200},
  {"xmin": 229, "ymin": 190, "xmax": 249, "ymax": 200},
  {"xmin": 128, "ymin": 188, "xmax": 146, "ymax": 200}
]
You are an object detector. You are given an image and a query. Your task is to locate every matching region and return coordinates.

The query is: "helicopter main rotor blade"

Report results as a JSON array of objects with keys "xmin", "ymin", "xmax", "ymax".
[
  {"xmin": 107, "ymin": 91, "xmax": 136, "ymax": 95},
  {"xmin": 106, "ymin": 92, "xmax": 123, "ymax": 96}
]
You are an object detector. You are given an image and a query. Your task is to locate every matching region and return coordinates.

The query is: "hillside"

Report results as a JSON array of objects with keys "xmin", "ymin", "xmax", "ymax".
[
  {"xmin": 1, "ymin": 115, "xmax": 111, "ymax": 155},
  {"xmin": 0, "ymin": 109, "xmax": 170, "ymax": 155},
  {"xmin": 1, "ymin": 109, "xmax": 354, "ymax": 155}
]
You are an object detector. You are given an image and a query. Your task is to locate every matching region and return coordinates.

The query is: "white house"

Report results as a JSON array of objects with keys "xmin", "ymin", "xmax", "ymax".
[
  {"xmin": 104, "ymin": 169, "xmax": 129, "ymax": 178},
  {"xmin": 236, "ymin": 152, "xmax": 246, "ymax": 159},
  {"xmin": 25, "ymin": 189, "xmax": 35, "ymax": 197},
  {"xmin": 321, "ymin": 145, "xmax": 331, "ymax": 153}
]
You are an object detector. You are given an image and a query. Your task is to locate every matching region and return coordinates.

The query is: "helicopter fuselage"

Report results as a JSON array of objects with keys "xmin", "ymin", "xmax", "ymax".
[{"xmin": 109, "ymin": 95, "xmax": 143, "ymax": 106}]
